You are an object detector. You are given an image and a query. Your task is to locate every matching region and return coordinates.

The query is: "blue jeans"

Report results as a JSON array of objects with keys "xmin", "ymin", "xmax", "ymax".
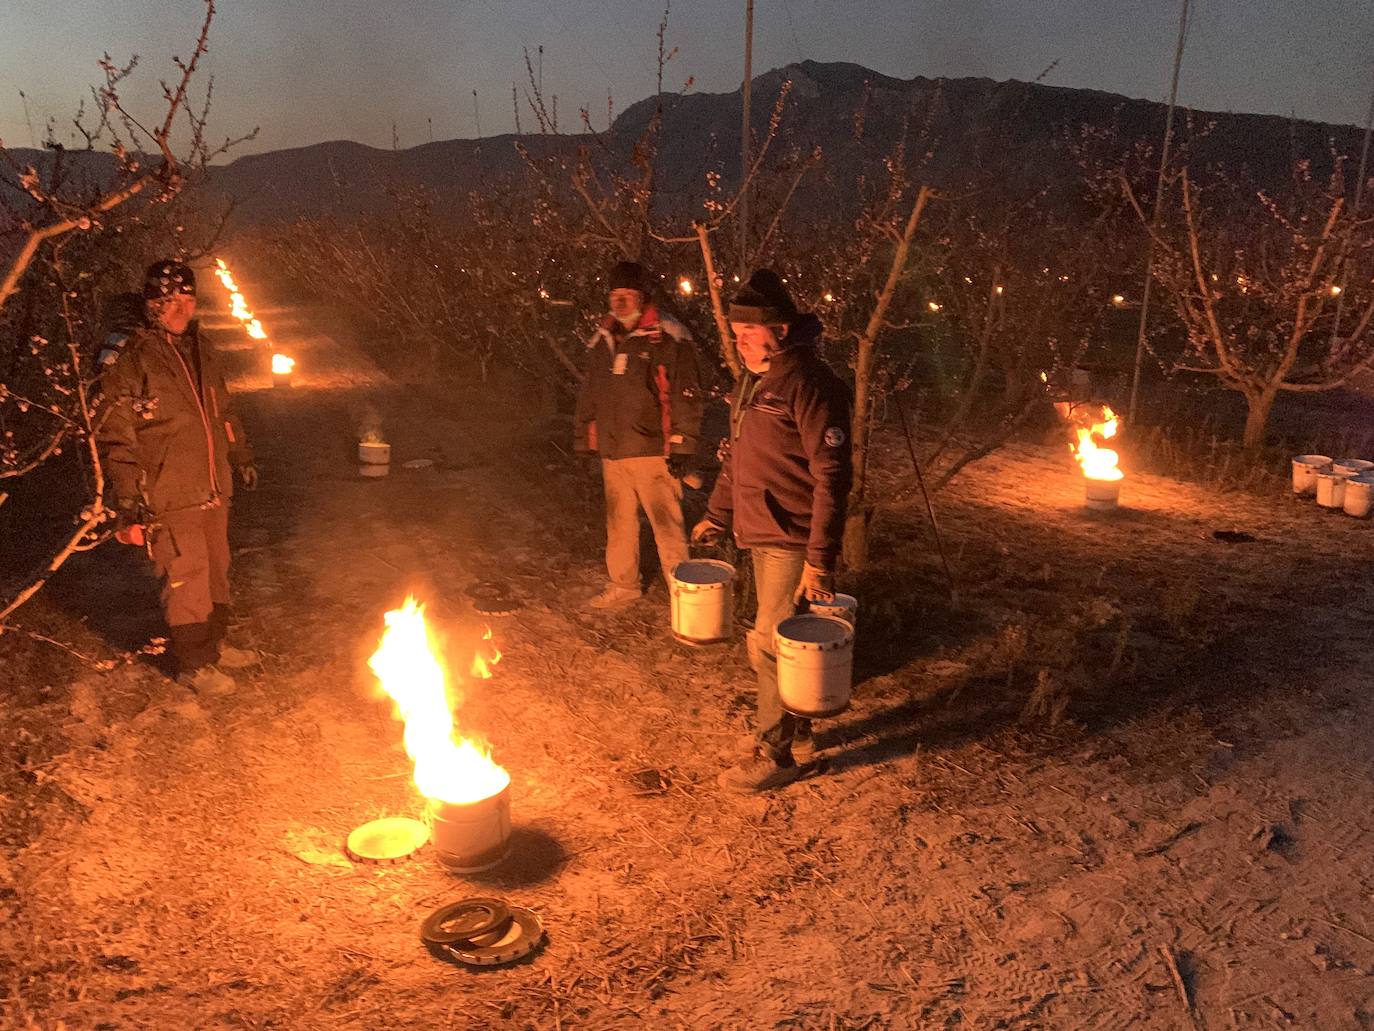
[{"xmin": 750, "ymin": 546, "xmax": 812, "ymax": 762}]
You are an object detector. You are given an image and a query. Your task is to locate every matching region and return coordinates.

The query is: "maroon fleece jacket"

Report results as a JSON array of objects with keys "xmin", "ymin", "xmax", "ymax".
[{"xmin": 705, "ymin": 315, "xmax": 853, "ymax": 569}]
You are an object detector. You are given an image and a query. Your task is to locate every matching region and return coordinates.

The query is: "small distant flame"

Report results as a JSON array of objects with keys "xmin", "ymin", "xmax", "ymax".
[
  {"xmin": 369, "ymin": 598, "xmax": 509, "ymax": 806},
  {"xmin": 678, "ymin": 277, "xmax": 694, "ymax": 296},
  {"xmin": 470, "ymin": 626, "xmax": 502, "ymax": 679},
  {"xmin": 247, "ymin": 319, "xmax": 268, "ymax": 340},
  {"xmin": 214, "ymin": 258, "xmax": 273, "ymax": 345},
  {"xmin": 272, "ymin": 353, "xmax": 296, "ymax": 375},
  {"xmin": 1055, "ymin": 402, "xmax": 1123, "ymax": 482}
]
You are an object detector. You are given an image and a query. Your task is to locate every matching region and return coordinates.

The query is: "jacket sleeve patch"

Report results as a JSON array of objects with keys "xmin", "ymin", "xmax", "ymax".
[{"xmin": 824, "ymin": 426, "xmax": 847, "ymax": 447}]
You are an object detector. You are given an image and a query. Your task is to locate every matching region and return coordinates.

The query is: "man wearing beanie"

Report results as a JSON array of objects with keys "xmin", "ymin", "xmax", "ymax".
[
  {"xmin": 692, "ymin": 269, "xmax": 852, "ymax": 792},
  {"xmin": 98, "ymin": 260, "xmax": 260, "ymax": 696},
  {"xmin": 575, "ymin": 260, "xmax": 703, "ymax": 608}
]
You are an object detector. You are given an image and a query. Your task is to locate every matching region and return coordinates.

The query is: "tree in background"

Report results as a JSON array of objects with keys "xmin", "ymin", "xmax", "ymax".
[{"xmin": 1124, "ymin": 145, "xmax": 1374, "ymax": 447}]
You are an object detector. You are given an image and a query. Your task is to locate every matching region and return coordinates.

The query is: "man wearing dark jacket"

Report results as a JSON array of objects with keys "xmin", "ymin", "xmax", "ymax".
[
  {"xmin": 576, "ymin": 261, "xmax": 703, "ymax": 609},
  {"xmin": 692, "ymin": 270, "xmax": 852, "ymax": 792},
  {"xmin": 98, "ymin": 260, "xmax": 259, "ymax": 696}
]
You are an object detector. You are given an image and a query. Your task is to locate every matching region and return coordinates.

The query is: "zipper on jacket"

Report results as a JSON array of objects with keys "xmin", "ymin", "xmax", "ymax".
[{"xmin": 165, "ymin": 333, "xmax": 222, "ymax": 498}]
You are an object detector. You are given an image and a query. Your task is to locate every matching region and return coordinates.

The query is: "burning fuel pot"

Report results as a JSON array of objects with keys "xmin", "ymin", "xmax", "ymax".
[
  {"xmin": 427, "ymin": 781, "xmax": 512, "ymax": 873},
  {"xmin": 1083, "ymin": 476, "xmax": 1121, "ymax": 511}
]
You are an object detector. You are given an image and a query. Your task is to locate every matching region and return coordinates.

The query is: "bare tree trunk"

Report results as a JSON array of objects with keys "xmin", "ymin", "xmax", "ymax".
[
  {"xmin": 1242, "ymin": 387, "xmax": 1278, "ymax": 448},
  {"xmin": 696, "ymin": 223, "xmax": 741, "ymax": 379},
  {"xmin": 844, "ymin": 185, "xmax": 933, "ymax": 568}
]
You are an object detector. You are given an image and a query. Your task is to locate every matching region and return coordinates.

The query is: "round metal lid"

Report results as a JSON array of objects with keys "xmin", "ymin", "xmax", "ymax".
[
  {"xmin": 345, "ymin": 817, "xmax": 430, "ymax": 864},
  {"xmin": 443, "ymin": 906, "xmax": 545, "ymax": 968},
  {"xmin": 421, "ymin": 898, "xmax": 513, "ymax": 946}
]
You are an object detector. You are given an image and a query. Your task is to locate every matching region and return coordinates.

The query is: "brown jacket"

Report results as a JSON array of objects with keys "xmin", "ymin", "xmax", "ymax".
[
  {"xmin": 705, "ymin": 315, "xmax": 852, "ymax": 569},
  {"xmin": 98, "ymin": 321, "xmax": 252, "ymax": 517}
]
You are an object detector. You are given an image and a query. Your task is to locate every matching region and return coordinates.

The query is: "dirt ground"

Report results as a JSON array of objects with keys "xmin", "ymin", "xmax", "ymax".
[{"xmin": 4, "ymin": 278, "xmax": 1374, "ymax": 1030}]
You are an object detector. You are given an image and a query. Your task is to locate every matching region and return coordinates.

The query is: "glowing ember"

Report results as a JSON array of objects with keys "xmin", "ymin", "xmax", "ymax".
[
  {"xmin": 1055, "ymin": 402, "xmax": 1123, "ymax": 482},
  {"xmin": 271, "ymin": 353, "xmax": 296, "ymax": 375},
  {"xmin": 470, "ymin": 626, "xmax": 502, "ymax": 679},
  {"xmin": 369, "ymin": 597, "xmax": 509, "ymax": 806}
]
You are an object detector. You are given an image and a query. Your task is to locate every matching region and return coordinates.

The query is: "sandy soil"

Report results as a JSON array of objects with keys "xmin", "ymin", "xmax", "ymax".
[{"xmin": 3, "ymin": 283, "xmax": 1374, "ymax": 1030}]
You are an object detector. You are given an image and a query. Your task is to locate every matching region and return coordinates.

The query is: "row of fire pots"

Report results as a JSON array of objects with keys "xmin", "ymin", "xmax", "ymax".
[
  {"xmin": 1292, "ymin": 456, "xmax": 1374, "ymax": 517},
  {"xmin": 669, "ymin": 559, "xmax": 856, "ymax": 722}
]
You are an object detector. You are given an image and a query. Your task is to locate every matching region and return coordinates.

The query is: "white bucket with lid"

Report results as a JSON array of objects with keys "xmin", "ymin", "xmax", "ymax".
[
  {"xmin": 1292, "ymin": 455, "xmax": 1332, "ymax": 494},
  {"xmin": 1344, "ymin": 475, "xmax": 1374, "ymax": 518},
  {"xmin": 359, "ymin": 441, "xmax": 391, "ymax": 465},
  {"xmin": 776, "ymin": 613, "xmax": 854, "ymax": 718},
  {"xmin": 670, "ymin": 560, "xmax": 735, "ymax": 645},
  {"xmin": 1316, "ymin": 469, "xmax": 1354, "ymax": 508},
  {"xmin": 807, "ymin": 593, "xmax": 858, "ymax": 627},
  {"xmin": 1334, "ymin": 458, "xmax": 1374, "ymax": 477}
]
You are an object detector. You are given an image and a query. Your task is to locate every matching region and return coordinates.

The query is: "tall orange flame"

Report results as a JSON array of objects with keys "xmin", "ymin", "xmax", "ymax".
[
  {"xmin": 368, "ymin": 598, "xmax": 508, "ymax": 805},
  {"xmin": 1055, "ymin": 402, "xmax": 1123, "ymax": 482}
]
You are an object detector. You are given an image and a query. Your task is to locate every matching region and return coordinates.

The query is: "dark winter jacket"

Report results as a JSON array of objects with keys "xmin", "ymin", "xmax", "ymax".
[
  {"xmin": 97, "ymin": 321, "xmax": 253, "ymax": 518},
  {"xmin": 705, "ymin": 315, "xmax": 852, "ymax": 569},
  {"xmin": 574, "ymin": 304, "xmax": 703, "ymax": 461}
]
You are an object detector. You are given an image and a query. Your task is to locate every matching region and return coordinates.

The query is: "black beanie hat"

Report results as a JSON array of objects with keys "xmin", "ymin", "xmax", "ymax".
[
  {"xmin": 143, "ymin": 260, "xmax": 197, "ymax": 301},
  {"xmin": 728, "ymin": 269, "xmax": 797, "ymax": 325},
  {"xmin": 608, "ymin": 260, "xmax": 650, "ymax": 296}
]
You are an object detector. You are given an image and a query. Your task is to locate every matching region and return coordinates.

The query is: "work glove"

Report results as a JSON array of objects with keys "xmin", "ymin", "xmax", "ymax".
[
  {"xmin": 237, "ymin": 463, "xmax": 259, "ymax": 491},
  {"xmin": 666, "ymin": 454, "xmax": 694, "ymax": 480},
  {"xmin": 114, "ymin": 510, "xmax": 146, "ymax": 548},
  {"xmin": 795, "ymin": 562, "xmax": 836, "ymax": 604},
  {"xmin": 690, "ymin": 516, "xmax": 727, "ymax": 547}
]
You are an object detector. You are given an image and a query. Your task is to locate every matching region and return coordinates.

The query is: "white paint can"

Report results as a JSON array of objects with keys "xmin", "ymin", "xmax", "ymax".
[
  {"xmin": 359, "ymin": 441, "xmax": 392, "ymax": 465},
  {"xmin": 807, "ymin": 593, "xmax": 858, "ymax": 628},
  {"xmin": 1333, "ymin": 458, "xmax": 1374, "ymax": 477},
  {"xmin": 670, "ymin": 560, "xmax": 735, "ymax": 645},
  {"xmin": 1316, "ymin": 469, "xmax": 1354, "ymax": 508},
  {"xmin": 1084, "ymin": 477, "xmax": 1121, "ymax": 510},
  {"xmin": 428, "ymin": 784, "xmax": 512, "ymax": 873},
  {"xmin": 1292, "ymin": 454, "xmax": 1332, "ymax": 494},
  {"xmin": 1344, "ymin": 475, "xmax": 1374, "ymax": 518},
  {"xmin": 776, "ymin": 613, "xmax": 854, "ymax": 718}
]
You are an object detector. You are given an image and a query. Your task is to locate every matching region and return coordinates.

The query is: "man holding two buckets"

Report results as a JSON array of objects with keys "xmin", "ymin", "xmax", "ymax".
[{"xmin": 692, "ymin": 270, "xmax": 853, "ymax": 793}]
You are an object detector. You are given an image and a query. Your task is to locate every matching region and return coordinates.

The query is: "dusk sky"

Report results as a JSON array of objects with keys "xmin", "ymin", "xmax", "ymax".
[{"xmin": 2, "ymin": 1, "xmax": 1371, "ymax": 158}]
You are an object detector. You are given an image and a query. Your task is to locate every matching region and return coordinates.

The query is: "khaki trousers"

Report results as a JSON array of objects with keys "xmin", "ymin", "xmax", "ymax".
[
  {"xmin": 750, "ymin": 546, "xmax": 811, "ymax": 760},
  {"xmin": 601, "ymin": 456, "xmax": 688, "ymax": 590}
]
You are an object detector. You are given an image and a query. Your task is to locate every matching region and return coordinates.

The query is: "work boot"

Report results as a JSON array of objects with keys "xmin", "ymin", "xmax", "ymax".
[
  {"xmin": 734, "ymin": 729, "xmax": 816, "ymax": 764},
  {"xmin": 216, "ymin": 644, "xmax": 259, "ymax": 669},
  {"xmin": 588, "ymin": 585, "xmax": 642, "ymax": 610},
  {"xmin": 177, "ymin": 665, "xmax": 237, "ymax": 697},
  {"xmin": 718, "ymin": 751, "xmax": 802, "ymax": 793}
]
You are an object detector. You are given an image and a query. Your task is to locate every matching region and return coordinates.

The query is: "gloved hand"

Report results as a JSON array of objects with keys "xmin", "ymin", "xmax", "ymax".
[
  {"xmin": 795, "ymin": 562, "xmax": 836, "ymax": 604},
  {"xmin": 690, "ymin": 516, "xmax": 727, "ymax": 546},
  {"xmin": 114, "ymin": 511, "xmax": 146, "ymax": 547},
  {"xmin": 667, "ymin": 454, "xmax": 694, "ymax": 479},
  {"xmin": 237, "ymin": 463, "xmax": 259, "ymax": 490}
]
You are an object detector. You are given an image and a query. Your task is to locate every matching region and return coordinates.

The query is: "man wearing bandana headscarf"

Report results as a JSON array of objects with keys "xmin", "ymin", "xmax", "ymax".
[{"xmin": 98, "ymin": 260, "xmax": 259, "ymax": 696}]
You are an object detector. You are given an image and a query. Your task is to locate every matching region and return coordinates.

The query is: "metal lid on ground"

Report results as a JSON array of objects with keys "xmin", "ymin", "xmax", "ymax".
[{"xmin": 345, "ymin": 816, "xmax": 430, "ymax": 864}]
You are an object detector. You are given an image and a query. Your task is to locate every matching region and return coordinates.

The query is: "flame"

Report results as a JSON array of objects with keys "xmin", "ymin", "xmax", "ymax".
[
  {"xmin": 271, "ymin": 353, "xmax": 296, "ymax": 375},
  {"xmin": 247, "ymin": 319, "xmax": 268, "ymax": 340},
  {"xmin": 470, "ymin": 626, "xmax": 502, "ymax": 679},
  {"xmin": 1055, "ymin": 402, "xmax": 1123, "ymax": 482},
  {"xmin": 368, "ymin": 597, "xmax": 509, "ymax": 805},
  {"xmin": 229, "ymin": 292, "xmax": 252, "ymax": 321},
  {"xmin": 213, "ymin": 258, "xmax": 274, "ymax": 345}
]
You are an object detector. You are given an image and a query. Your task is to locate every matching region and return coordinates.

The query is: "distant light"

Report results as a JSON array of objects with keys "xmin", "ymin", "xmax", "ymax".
[
  {"xmin": 731, "ymin": 274, "xmax": 740, "ymax": 283},
  {"xmin": 822, "ymin": 291, "xmax": 835, "ymax": 303},
  {"xmin": 1330, "ymin": 284, "xmax": 1343, "ymax": 297},
  {"xmin": 538, "ymin": 287, "xmax": 550, "ymax": 300},
  {"xmin": 1039, "ymin": 371, "xmax": 1049, "ymax": 383},
  {"xmin": 678, "ymin": 277, "xmax": 694, "ymax": 296},
  {"xmin": 994, "ymin": 285, "xmax": 1004, "ymax": 296},
  {"xmin": 927, "ymin": 301, "xmax": 943, "ymax": 313},
  {"xmin": 1111, "ymin": 294, "xmax": 1126, "ymax": 307},
  {"xmin": 1058, "ymin": 274, "xmax": 1070, "ymax": 283}
]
